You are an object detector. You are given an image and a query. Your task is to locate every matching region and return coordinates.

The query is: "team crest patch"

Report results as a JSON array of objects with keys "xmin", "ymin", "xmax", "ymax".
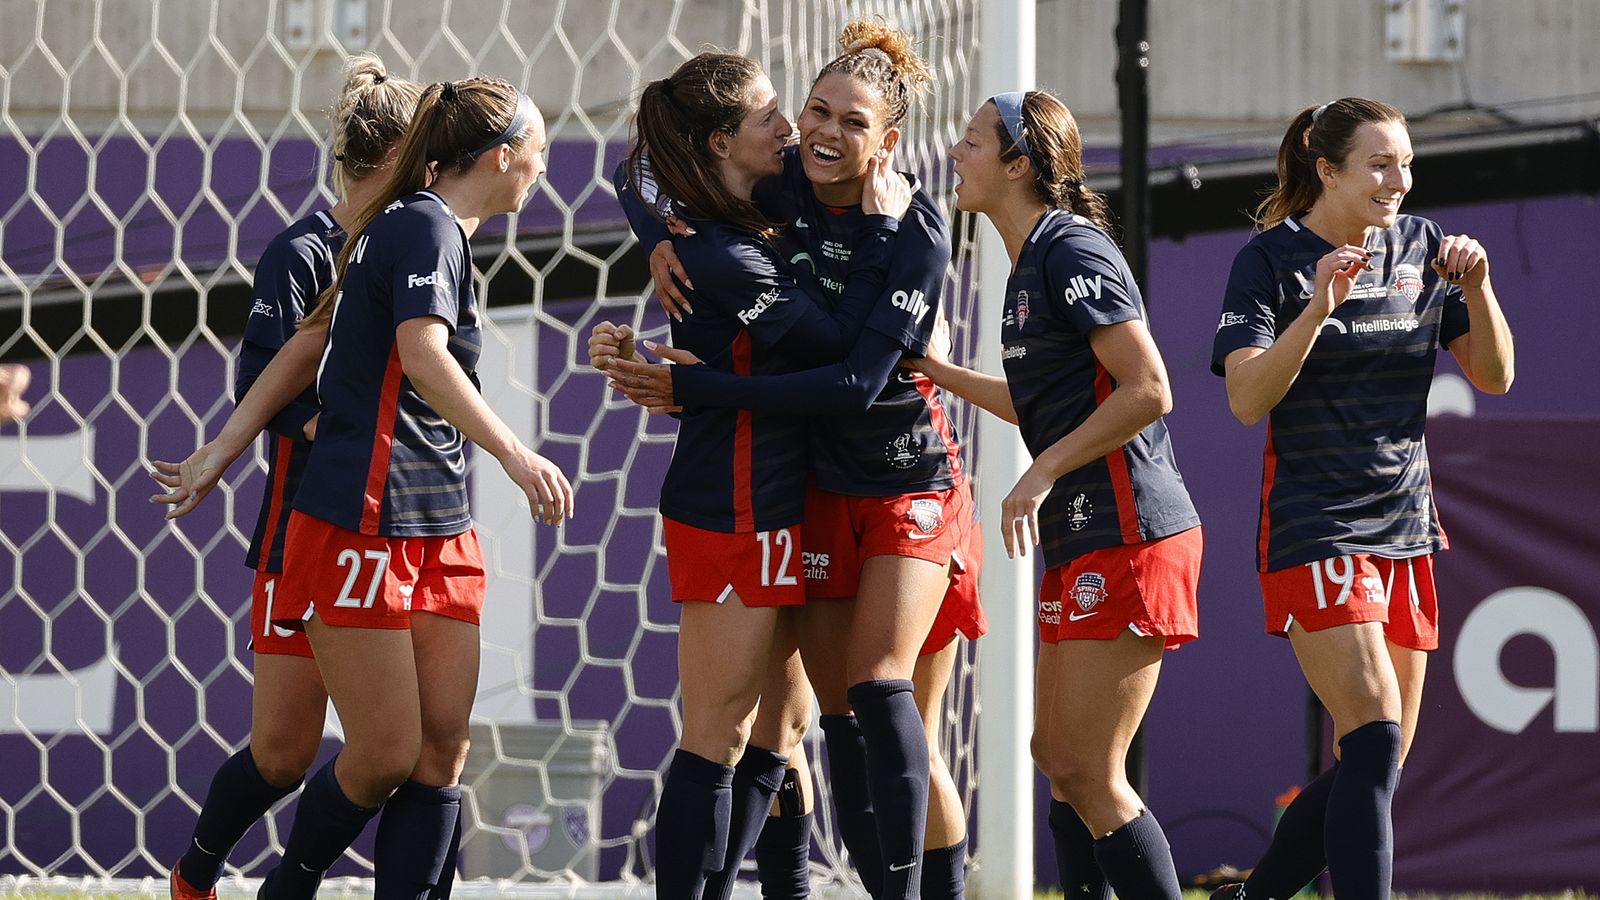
[
  {"xmin": 1067, "ymin": 493, "xmax": 1093, "ymax": 532},
  {"xmin": 885, "ymin": 433, "xmax": 918, "ymax": 469},
  {"xmin": 1015, "ymin": 290, "xmax": 1030, "ymax": 329},
  {"xmin": 907, "ymin": 498, "xmax": 945, "ymax": 536},
  {"xmin": 1072, "ymin": 572, "xmax": 1109, "ymax": 612},
  {"xmin": 1392, "ymin": 264, "xmax": 1425, "ymax": 303}
]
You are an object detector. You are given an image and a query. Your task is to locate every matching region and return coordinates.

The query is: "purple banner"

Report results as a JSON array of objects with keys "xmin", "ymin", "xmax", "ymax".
[{"xmin": 1394, "ymin": 417, "xmax": 1600, "ymax": 892}]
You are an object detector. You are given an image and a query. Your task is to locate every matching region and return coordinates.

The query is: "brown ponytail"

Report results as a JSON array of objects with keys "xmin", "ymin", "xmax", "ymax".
[
  {"xmin": 625, "ymin": 52, "xmax": 774, "ymax": 238},
  {"xmin": 992, "ymin": 90, "xmax": 1115, "ymax": 235},
  {"xmin": 1255, "ymin": 97, "xmax": 1407, "ymax": 229},
  {"xmin": 302, "ymin": 77, "xmax": 530, "ymax": 330}
]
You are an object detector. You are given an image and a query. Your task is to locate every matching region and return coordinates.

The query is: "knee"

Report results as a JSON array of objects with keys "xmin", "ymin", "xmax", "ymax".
[
  {"xmin": 250, "ymin": 738, "xmax": 318, "ymax": 789},
  {"xmin": 415, "ymin": 728, "xmax": 471, "ymax": 786},
  {"xmin": 344, "ymin": 737, "xmax": 421, "ymax": 800},
  {"xmin": 1031, "ymin": 737, "xmax": 1099, "ymax": 806}
]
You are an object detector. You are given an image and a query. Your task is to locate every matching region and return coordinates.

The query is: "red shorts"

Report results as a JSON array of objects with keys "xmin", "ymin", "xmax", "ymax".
[
  {"xmin": 249, "ymin": 569, "xmax": 314, "ymax": 658},
  {"xmin": 1259, "ymin": 553, "xmax": 1439, "ymax": 651},
  {"xmin": 662, "ymin": 517, "xmax": 807, "ymax": 607},
  {"xmin": 920, "ymin": 499, "xmax": 988, "ymax": 656},
  {"xmin": 803, "ymin": 483, "xmax": 973, "ymax": 600},
  {"xmin": 274, "ymin": 511, "xmax": 487, "ymax": 631},
  {"xmin": 1038, "ymin": 527, "xmax": 1202, "ymax": 649}
]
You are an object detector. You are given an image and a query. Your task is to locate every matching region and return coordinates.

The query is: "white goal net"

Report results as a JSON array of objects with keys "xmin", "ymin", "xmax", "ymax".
[{"xmin": 0, "ymin": 0, "xmax": 992, "ymax": 890}]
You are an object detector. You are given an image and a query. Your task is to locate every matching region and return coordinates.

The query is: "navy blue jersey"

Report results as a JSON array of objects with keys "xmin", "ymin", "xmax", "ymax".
[
  {"xmin": 615, "ymin": 163, "xmax": 900, "ymax": 532},
  {"xmin": 294, "ymin": 191, "xmax": 481, "ymax": 537},
  {"xmin": 1212, "ymin": 214, "xmax": 1470, "ymax": 572},
  {"xmin": 1001, "ymin": 210, "xmax": 1199, "ymax": 570},
  {"xmin": 755, "ymin": 149, "xmax": 965, "ymax": 496},
  {"xmin": 237, "ymin": 209, "xmax": 341, "ymax": 572}
]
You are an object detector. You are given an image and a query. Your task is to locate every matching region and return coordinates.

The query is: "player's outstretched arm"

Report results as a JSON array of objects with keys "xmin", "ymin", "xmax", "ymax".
[
  {"xmin": 397, "ymin": 316, "xmax": 574, "ymax": 525},
  {"xmin": 0, "ymin": 364, "xmax": 32, "ymax": 423},
  {"xmin": 904, "ymin": 311, "xmax": 1018, "ymax": 425},
  {"xmin": 149, "ymin": 323, "xmax": 327, "ymax": 517}
]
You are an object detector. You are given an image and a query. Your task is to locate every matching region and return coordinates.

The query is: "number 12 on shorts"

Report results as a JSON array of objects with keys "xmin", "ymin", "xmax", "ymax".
[
  {"xmin": 757, "ymin": 529, "xmax": 799, "ymax": 588},
  {"xmin": 333, "ymin": 548, "xmax": 392, "ymax": 608}
]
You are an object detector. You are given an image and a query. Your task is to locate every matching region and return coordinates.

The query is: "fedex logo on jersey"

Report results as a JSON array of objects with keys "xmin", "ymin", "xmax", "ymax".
[
  {"xmin": 1061, "ymin": 273, "xmax": 1104, "ymax": 305},
  {"xmin": 1218, "ymin": 312, "xmax": 1248, "ymax": 330},
  {"xmin": 407, "ymin": 271, "xmax": 449, "ymax": 290},
  {"xmin": 891, "ymin": 288, "xmax": 931, "ymax": 323},
  {"xmin": 738, "ymin": 288, "xmax": 782, "ymax": 325},
  {"xmin": 250, "ymin": 299, "xmax": 275, "ymax": 317}
]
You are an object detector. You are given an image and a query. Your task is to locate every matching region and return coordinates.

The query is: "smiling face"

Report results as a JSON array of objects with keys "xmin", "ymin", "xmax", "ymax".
[
  {"xmin": 718, "ymin": 74, "xmax": 791, "ymax": 192},
  {"xmin": 798, "ymin": 72, "xmax": 899, "ymax": 198},
  {"xmin": 947, "ymin": 101, "xmax": 1014, "ymax": 214},
  {"xmin": 1314, "ymin": 119, "xmax": 1413, "ymax": 231}
]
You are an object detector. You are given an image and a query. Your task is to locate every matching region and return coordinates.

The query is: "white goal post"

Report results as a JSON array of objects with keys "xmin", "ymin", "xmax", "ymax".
[{"xmin": 0, "ymin": 0, "xmax": 1033, "ymax": 893}]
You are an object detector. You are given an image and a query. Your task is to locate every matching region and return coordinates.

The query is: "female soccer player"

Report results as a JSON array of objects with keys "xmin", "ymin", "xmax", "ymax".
[
  {"xmin": 154, "ymin": 76, "xmax": 573, "ymax": 900},
  {"xmin": 600, "ymin": 21, "xmax": 983, "ymax": 898},
  {"xmin": 610, "ymin": 50, "xmax": 913, "ymax": 899},
  {"xmin": 911, "ymin": 90, "xmax": 1203, "ymax": 900},
  {"xmin": 167, "ymin": 55, "xmax": 421, "ymax": 900},
  {"xmin": 1210, "ymin": 98, "xmax": 1513, "ymax": 900}
]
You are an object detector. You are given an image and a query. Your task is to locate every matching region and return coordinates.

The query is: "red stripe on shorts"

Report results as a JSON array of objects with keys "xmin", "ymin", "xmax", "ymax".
[
  {"xmin": 1094, "ymin": 361, "xmax": 1142, "ymax": 543},
  {"xmin": 361, "ymin": 344, "xmax": 405, "ymax": 535}
]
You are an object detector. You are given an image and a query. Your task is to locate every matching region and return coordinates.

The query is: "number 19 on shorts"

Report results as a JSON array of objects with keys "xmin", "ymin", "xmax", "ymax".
[{"xmin": 757, "ymin": 529, "xmax": 799, "ymax": 588}]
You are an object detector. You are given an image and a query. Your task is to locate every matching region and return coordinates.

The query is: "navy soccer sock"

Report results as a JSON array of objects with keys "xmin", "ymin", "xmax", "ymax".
[
  {"xmin": 655, "ymin": 749, "xmax": 736, "ymax": 899},
  {"xmin": 754, "ymin": 810, "xmax": 812, "ymax": 899},
  {"xmin": 372, "ymin": 780, "xmax": 461, "ymax": 900},
  {"xmin": 428, "ymin": 811, "xmax": 463, "ymax": 900},
  {"xmin": 819, "ymin": 713, "xmax": 882, "ymax": 897},
  {"xmin": 261, "ymin": 757, "xmax": 382, "ymax": 900},
  {"xmin": 920, "ymin": 838, "xmax": 967, "ymax": 900},
  {"xmin": 702, "ymin": 746, "xmax": 789, "ymax": 900},
  {"xmin": 846, "ymin": 679, "xmax": 930, "ymax": 900},
  {"xmin": 1091, "ymin": 808, "xmax": 1183, "ymax": 900},
  {"xmin": 1324, "ymin": 720, "xmax": 1401, "ymax": 900},
  {"xmin": 1049, "ymin": 800, "xmax": 1110, "ymax": 900},
  {"xmin": 178, "ymin": 745, "xmax": 299, "ymax": 890},
  {"xmin": 1244, "ymin": 763, "xmax": 1338, "ymax": 898}
]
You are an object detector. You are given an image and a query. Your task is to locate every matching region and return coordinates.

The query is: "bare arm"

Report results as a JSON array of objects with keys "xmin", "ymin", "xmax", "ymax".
[
  {"xmin": 149, "ymin": 323, "xmax": 326, "ymax": 517},
  {"xmin": 1224, "ymin": 244, "xmax": 1371, "ymax": 425},
  {"xmin": 1000, "ymin": 320, "xmax": 1172, "ymax": 558},
  {"xmin": 1436, "ymin": 235, "xmax": 1513, "ymax": 394},
  {"xmin": 903, "ymin": 312, "xmax": 1018, "ymax": 424},
  {"xmin": 397, "ymin": 317, "xmax": 574, "ymax": 525}
]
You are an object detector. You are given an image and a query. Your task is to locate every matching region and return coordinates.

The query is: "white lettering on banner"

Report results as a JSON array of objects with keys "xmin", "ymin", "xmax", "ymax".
[
  {"xmin": 0, "ymin": 427, "xmax": 118, "ymax": 735},
  {"xmin": 1061, "ymin": 273, "xmax": 1103, "ymax": 305},
  {"xmin": 891, "ymin": 289, "xmax": 930, "ymax": 323},
  {"xmin": 1454, "ymin": 586, "xmax": 1599, "ymax": 733}
]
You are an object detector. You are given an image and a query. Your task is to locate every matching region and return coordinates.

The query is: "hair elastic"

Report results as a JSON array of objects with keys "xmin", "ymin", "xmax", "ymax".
[
  {"xmin": 467, "ymin": 91, "xmax": 537, "ymax": 160},
  {"xmin": 991, "ymin": 91, "xmax": 1032, "ymax": 161},
  {"xmin": 1311, "ymin": 102, "xmax": 1330, "ymax": 122},
  {"xmin": 373, "ymin": 73, "xmax": 387, "ymax": 84}
]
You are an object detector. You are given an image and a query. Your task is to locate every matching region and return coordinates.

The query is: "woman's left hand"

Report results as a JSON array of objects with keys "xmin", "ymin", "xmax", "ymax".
[
  {"xmin": 606, "ymin": 340, "xmax": 701, "ymax": 413},
  {"xmin": 999, "ymin": 464, "xmax": 1055, "ymax": 559},
  {"xmin": 1433, "ymin": 234, "xmax": 1490, "ymax": 289}
]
